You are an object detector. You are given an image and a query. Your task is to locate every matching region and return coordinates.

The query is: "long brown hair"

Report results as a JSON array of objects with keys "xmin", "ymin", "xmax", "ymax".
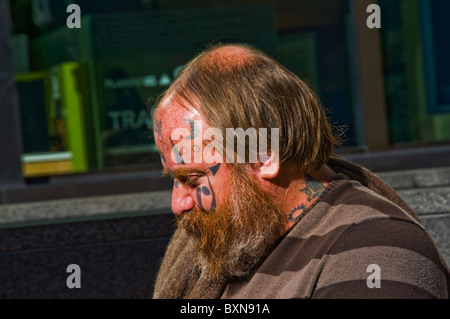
[{"xmin": 154, "ymin": 43, "xmax": 341, "ymax": 173}]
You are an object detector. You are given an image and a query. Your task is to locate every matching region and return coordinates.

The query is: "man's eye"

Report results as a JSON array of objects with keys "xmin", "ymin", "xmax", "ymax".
[
  {"xmin": 184, "ymin": 179, "xmax": 199, "ymax": 187},
  {"xmin": 174, "ymin": 176, "xmax": 197, "ymax": 187}
]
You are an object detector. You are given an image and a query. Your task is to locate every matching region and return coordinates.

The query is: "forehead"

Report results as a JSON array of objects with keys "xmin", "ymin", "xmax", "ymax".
[
  {"xmin": 153, "ymin": 98, "xmax": 219, "ymax": 172},
  {"xmin": 155, "ymin": 99, "xmax": 204, "ymax": 135}
]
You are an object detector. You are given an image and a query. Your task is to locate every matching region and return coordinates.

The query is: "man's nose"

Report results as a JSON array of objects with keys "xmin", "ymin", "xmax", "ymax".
[{"xmin": 171, "ymin": 185, "xmax": 194, "ymax": 216}]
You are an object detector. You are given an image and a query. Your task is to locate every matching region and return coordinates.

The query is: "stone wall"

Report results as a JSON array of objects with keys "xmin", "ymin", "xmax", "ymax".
[
  {"xmin": 0, "ymin": 191, "xmax": 174, "ymax": 298},
  {"xmin": 378, "ymin": 167, "xmax": 450, "ymax": 266}
]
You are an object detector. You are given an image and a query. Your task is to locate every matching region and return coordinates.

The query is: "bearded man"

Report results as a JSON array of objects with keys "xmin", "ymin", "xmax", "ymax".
[{"xmin": 151, "ymin": 44, "xmax": 449, "ymax": 299}]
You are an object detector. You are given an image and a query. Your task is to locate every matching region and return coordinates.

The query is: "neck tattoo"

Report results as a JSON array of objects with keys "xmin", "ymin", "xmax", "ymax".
[{"xmin": 288, "ymin": 174, "xmax": 325, "ymax": 223}]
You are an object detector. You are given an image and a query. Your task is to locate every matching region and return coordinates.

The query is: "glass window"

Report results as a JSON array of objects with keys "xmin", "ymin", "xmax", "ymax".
[
  {"xmin": 379, "ymin": 0, "xmax": 450, "ymax": 144},
  {"xmin": 10, "ymin": 0, "xmax": 361, "ymax": 177}
]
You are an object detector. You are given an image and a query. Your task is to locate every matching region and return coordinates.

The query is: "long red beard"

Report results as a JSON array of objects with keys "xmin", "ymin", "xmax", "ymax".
[{"xmin": 175, "ymin": 170, "xmax": 285, "ymax": 281}]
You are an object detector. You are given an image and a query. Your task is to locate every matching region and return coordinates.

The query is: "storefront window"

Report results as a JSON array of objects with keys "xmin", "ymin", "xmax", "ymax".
[
  {"xmin": 379, "ymin": 0, "xmax": 450, "ymax": 144},
  {"xmin": 10, "ymin": 0, "xmax": 361, "ymax": 177}
]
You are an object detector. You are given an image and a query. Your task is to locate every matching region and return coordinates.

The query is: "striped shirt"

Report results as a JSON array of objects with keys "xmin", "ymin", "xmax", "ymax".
[{"xmin": 221, "ymin": 178, "xmax": 449, "ymax": 299}]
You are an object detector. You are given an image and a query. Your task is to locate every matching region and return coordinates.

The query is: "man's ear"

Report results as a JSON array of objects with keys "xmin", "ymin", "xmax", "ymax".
[{"xmin": 254, "ymin": 152, "xmax": 280, "ymax": 180}]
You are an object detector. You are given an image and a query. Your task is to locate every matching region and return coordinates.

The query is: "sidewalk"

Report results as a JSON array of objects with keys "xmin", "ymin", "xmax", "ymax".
[{"xmin": 378, "ymin": 167, "xmax": 450, "ymax": 265}]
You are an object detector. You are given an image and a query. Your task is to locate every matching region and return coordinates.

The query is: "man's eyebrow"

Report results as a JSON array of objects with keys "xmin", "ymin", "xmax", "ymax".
[{"xmin": 162, "ymin": 168, "xmax": 207, "ymax": 179}]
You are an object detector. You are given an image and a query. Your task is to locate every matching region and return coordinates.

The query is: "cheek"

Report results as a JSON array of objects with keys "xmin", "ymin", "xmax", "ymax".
[
  {"xmin": 195, "ymin": 177, "xmax": 218, "ymax": 212},
  {"xmin": 210, "ymin": 173, "xmax": 233, "ymax": 207},
  {"xmin": 195, "ymin": 167, "xmax": 232, "ymax": 212},
  {"xmin": 212, "ymin": 182, "xmax": 230, "ymax": 204}
]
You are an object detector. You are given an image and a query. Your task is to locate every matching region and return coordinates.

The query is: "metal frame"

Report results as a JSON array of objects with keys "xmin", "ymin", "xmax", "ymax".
[
  {"xmin": 350, "ymin": 0, "xmax": 389, "ymax": 151},
  {"xmin": 419, "ymin": 0, "xmax": 450, "ymax": 114},
  {"xmin": 0, "ymin": 0, "xmax": 25, "ymax": 188}
]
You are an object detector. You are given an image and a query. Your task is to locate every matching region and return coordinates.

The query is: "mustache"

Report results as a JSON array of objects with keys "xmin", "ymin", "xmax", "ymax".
[
  {"xmin": 175, "ymin": 205, "xmax": 229, "ymax": 235},
  {"xmin": 175, "ymin": 207, "xmax": 204, "ymax": 226}
]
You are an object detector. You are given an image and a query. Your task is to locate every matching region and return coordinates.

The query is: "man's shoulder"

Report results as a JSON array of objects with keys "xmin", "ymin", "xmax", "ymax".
[
  {"xmin": 292, "ymin": 179, "xmax": 422, "ymax": 243},
  {"xmin": 293, "ymin": 179, "xmax": 449, "ymax": 298},
  {"xmin": 290, "ymin": 179, "xmax": 431, "ymax": 263},
  {"xmin": 311, "ymin": 214, "xmax": 449, "ymax": 298},
  {"xmin": 319, "ymin": 178, "xmax": 420, "ymax": 227}
]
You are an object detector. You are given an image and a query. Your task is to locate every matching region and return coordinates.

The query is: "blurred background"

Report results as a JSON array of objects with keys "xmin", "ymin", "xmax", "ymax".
[{"xmin": 0, "ymin": 0, "xmax": 449, "ymax": 298}]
